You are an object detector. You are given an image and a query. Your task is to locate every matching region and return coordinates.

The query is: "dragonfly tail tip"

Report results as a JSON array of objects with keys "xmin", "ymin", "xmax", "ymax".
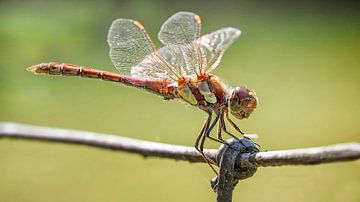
[
  {"xmin": 26, "ymin": 65, "xmax": 37, "ymax": 73},
  {"xmin": 26, "ymin": 64, "xmax": 44, "ymax": 74}
]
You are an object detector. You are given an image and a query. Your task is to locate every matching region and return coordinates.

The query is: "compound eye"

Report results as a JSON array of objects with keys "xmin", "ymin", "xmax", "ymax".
[{"xmin": 234, "ymin": 86, "xmax": 249, "ymax": 100}]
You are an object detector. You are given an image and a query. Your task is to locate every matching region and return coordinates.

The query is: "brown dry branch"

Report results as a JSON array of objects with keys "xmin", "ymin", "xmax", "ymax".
[
  {"xmin": 1, "ymin": 122, "xmax": 359, "ymax": 168},
  {"xmin": 1, "ymin": 122, "xmax": 359, "ymax": 202}
]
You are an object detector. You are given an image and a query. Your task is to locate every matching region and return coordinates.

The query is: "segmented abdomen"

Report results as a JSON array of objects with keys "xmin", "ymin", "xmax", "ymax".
[{"xmin": 27, "ymin": 62, "xmax": 176, "ymax": 99}]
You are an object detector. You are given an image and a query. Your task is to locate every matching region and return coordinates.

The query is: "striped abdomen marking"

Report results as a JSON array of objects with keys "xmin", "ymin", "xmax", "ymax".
[{"xmin": 27, "ymin": 62, "xmax": 175, "ymax": 99}]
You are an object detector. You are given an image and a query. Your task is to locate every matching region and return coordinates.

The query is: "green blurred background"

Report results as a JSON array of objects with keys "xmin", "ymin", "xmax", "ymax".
[{"xmin": 0, "ymin": 0, "xmax": 359, "ymax": 201}]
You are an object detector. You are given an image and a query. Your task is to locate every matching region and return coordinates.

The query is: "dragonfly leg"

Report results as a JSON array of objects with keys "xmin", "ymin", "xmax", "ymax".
[
  {"xmin": 213, "ymin": 112, "xmax": 238, "ymax": 150},
  {"xmin": 221, "ymin": 113, "xmax": 253, "ymax": 152},
  {"xmin": 200, "ymin": 111, "xmax": 240, "ymax": 163},
  {"xmin": 203, "ymin": 112, "xmax": 226, "ymax": 145},
  {"xmin": 221, "ymin": 113, "xmax": 239, "ymax": 140},
  {"xmin": 217, "ymin": 113, "xmax": 226, "ymax": 142},
  {"xmin": 195, "ymin": 110, "xmax": 212, "ymax": 149},
  {"xmin": 216, "ymin": 113, "xmax": 224, "ymax": 142},
  {"xmin": 224, "ymin": 109, "xmax": 261, "ymax": 149},
  {"xmin": 194, "ymin": 110, "xmax": 218, "ymax": 175},
  {"xmin": 225, "ymin": 109, "xmax": 245, "ymax": 135}
]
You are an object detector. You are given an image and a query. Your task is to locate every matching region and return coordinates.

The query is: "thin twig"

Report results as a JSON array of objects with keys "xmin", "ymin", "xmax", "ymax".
[{"xmin": 1, "ymin": 122, "xmax": 359, "ymax": 167}]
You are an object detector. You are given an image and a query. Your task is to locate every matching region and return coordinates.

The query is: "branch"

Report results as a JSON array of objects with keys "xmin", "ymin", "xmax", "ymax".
[
  {"xmin": 240, "ymin": 143, "xmax": 360, "ymax": 167},
  {"xmin": 1, "ymin": 122, "xmax": 359, "ymax": 168},
  {"xmin": 0, "ymin": 122, "xmax": 216, "ymax": 163}
]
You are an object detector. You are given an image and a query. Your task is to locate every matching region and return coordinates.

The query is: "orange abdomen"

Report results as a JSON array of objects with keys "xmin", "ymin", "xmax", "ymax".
[{"xmin": 27, "ymin": 62, "xmax": 176, "ymax": 99}]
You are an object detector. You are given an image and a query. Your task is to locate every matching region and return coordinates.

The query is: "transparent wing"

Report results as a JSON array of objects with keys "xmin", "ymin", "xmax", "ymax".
[
  {"xmin": 111, "ymin": 14, "xmax": 241, "ymax": 81},
  {"xmin": 157, "ymin": 11, "xmax": 205, "ymax": 77},
  {"xmin": 107, "ymin": 19, "xmax": 153, "ymax": 75},
  {"xmin": 158, "ymin": 43, "xmax": 200, "ymax": 77},
  {"xmin": 158, "ymin": 11, "xmax": 201, "ymax": 45},
  {"xmin": 133, "ymin": 27, "xmax": 241, "ymax": 79},
  {"xmin": 200, "ymin": 27, "xmax": 241, "ymax": 73},
  {"xmin": 130, "ymin": 50, "xmax": 181, "ymax": 82},
  {"xmin": 107, "ymin": 18, "xmax": 180, "ymax": 81}
]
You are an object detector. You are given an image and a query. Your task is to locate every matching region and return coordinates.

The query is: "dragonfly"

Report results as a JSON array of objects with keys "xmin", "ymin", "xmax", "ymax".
[{"xmin": 27, "ymin": 11, "xmax": 258, "ymax": 174}]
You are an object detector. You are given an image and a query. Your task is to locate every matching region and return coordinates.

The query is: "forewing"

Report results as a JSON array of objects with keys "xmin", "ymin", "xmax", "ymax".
[
  {"xmin": 145, "ymin": 27, "xmax": 241, "ymax": 77},
  {"xmin": 200, "ymin": 27, "xmax": 241, "ymax": 73},
  {"xmin": 111, "ymin": 14, "xmax": 241, "ymax": 81},
  {"xmin": 158, "ymin": 11, "xmax": 201, "ymax": 45},
  {"xmin": 157, "ymin": 11, "xmax": 205, "ymax": 77},
  {"xmin": 108, "ymin": 18, "xmax": 180, "ymax": 81},
  {"xmin": 107, "ymin": 19, "xmax": 155, "ymax": 76}
]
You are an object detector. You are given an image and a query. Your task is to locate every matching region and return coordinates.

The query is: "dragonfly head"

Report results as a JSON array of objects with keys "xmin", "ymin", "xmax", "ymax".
[{"xmin": 229, "ymin": 86, "xmax": 258, "ymax": 120}]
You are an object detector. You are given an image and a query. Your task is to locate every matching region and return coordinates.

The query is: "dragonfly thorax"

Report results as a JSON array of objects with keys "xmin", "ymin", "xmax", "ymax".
[
  {"xmin": 176, "ymin": 75, "xmax": 229, "ymax": 107},
  {"xmin": 229, "ymin": 86, "xmax": 258, "ymax": 119}
]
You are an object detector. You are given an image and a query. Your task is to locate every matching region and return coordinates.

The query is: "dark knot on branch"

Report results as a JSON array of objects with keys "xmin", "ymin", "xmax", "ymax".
[{"xmin": 211, "ymin": 138, "xmax": 259, "ymax": 201}]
